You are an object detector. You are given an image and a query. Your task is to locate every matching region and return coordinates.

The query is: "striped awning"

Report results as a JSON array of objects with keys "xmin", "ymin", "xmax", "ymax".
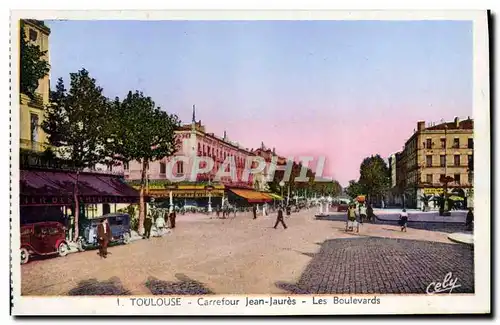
[{"xmin": 229, "ymin": 189, "xmax": 273, "ymax": 203}]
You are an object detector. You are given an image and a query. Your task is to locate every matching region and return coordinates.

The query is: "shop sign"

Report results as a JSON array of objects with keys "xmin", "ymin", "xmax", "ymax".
[{"xmin": 423, "ymin": 188, "xmax": 444, "ymax": 195}]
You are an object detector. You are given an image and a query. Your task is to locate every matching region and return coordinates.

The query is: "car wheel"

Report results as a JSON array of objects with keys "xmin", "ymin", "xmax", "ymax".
[
  {"xmin": 123, "ymin": 232, "xmax": 131, "ymax": 244},
  {"xmin": 76, "ymin": 238, "xmax": 85, "ymax": 252},
  {"xmin": 58, "ymin": 242, "xmax": 70, "ymax": 257},
  {"xmin": 20, "ymin": 248, "xmax": 29, "ymax": 264}
]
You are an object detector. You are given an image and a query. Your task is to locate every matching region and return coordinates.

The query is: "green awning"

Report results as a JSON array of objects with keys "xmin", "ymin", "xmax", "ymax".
[{"xmin": 267, "ymin": 193, "xmax": 284, "ymax": 200}]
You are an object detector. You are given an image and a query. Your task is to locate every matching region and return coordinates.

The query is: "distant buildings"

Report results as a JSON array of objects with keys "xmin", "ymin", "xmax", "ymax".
[
  {"xmin": 19, "ymin": 20, "xmax": 51, "ymax": 152},
  {"xmin": 389, "ymin": 117, "xmax": 474, "ymax": 209}
]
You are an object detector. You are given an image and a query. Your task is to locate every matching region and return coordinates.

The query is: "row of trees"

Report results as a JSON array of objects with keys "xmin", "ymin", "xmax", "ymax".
[
  {"xmin": 40, "ymin": 70, "xmax": 181, "ymax": 237},
  {"xmin": 268, "ymin": 162, "xmax": 343, "ymax": 198}
]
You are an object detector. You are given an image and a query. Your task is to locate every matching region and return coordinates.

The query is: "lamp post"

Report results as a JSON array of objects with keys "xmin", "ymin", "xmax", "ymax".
[
  {"xmin": 206, "ymin": 178, "xmax": 213, "ymax": 214},
  {"xmin": 443, "ymin": 124, "xmax": 449, "ymax": 213}
]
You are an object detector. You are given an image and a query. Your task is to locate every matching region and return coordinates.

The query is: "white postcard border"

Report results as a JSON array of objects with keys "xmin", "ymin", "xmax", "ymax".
[{"xmin": 9, "ymin": 9, "xmax": 490, "ymax": 315}]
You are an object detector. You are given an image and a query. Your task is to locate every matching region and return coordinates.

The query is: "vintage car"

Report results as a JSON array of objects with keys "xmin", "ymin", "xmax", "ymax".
[
  {"xmin": 20, "ymin": 222, "xmax": 70, "ymax": 264},
  {"xmin": 77, "ymin": 213, "xmax": 131, "ymax": 251}
]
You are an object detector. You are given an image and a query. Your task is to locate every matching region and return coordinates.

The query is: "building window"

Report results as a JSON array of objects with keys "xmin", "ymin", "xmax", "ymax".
[
  {"xmin": 454, "ymin": 174, "xmax": 460, "ymax": 184},
  {"xmin": 123, "ymin": 161, "xmax": 129, "ymax": 170},
  {"xmin": 440, "ymin": 155, "xmax": 446, "ymax": 167},
  {"xmin": 160, "ymin": 162, "xmax": 166, "ymax": 174},
  {"xmin": 28, "ymin": 29, "xmax": 38, "ymax": 42},
  {"xmin": 425, "ymin": 139, "xmax": 432, "ymax": 149},
  {"xmin": 426, "ymin": 155, "xmax": 433, "ymax": 167},
  {"xmin": 426, "ymin": 174, "xmax": 433, "ymax": 184},
  {"xmin": 453, "ymin": 138, "xmax": 460, "ymax": 149},
  {"xmin": 440, "ymin": 174, "xmax": 445, "ymax": 183},
  {"xmin": 30, "ymin": 113, "xmax": 39, "ymax": 143},
  {"xmin": 440, "ymin": 138, "xmax": 446, "ymax": 149},
  {"xmin": 454, "ymin": 155, "xmax": 460, "ymax": 167},
  {"xmin": 198, "ymin": 143, "xmax": 201, "ymax": 155},
  {"xmin": 106, "ymin": 164, "xmax": 112, "ymax": 172},
  {"xmin": 176, "ymin": 161, "xmax": 184, "ymax": 174},
  {"xmin": 468, "ymin": 138, "xmax": 473, "ymax": 149}
]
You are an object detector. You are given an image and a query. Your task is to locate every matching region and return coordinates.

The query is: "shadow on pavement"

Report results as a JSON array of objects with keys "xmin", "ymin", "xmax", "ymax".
[
  {"xmin": 276, "ymin": 237, "xmax": 474, "ymax": 295},
  {"xmin": 68, "ymin": 276, "xmax": 130, "ymax": 295},
  {"xmin": 145, "ymin": 273, "xmax": 214, "ymax": 295}
]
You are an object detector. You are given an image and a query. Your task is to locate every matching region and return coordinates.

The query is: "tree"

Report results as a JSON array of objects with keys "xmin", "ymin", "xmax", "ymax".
[
  {"xmin": 358, "ymin": 155, "xmax": 391, "ymax": 203},
  {"xmin": 345, "ymin": 180, "xmax": 365, "ymax": 199},
  {"xmin": 41, "ymin": 69, "xmax": 111, "ymax": 240},
  {"xmin": 20, "ymin": 20, "xmax": 50, "ymax": 99},
  {"xmin": 110, "ymin": 91, "xmax": 180, "ymax": 233}
]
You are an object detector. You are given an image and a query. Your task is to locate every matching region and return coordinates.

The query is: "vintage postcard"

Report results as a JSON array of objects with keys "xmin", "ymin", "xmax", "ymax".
[{"xmin": 10, "ymin": 9, "xmax": 490, "ymax": 316}]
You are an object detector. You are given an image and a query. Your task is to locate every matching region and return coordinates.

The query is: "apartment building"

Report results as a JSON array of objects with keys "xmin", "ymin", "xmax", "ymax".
[{"xmin": 396, "ymin": 117, "xmax": 474, "ymax": 209}]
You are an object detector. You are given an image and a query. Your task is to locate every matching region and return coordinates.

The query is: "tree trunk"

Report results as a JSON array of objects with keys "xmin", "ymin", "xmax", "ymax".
[
  {"xmin": 138, "ymin": 159, "xmax": 148, "ymax": 235},
  {"xmin": 73, "ymin": 171, "xmax": 80, "ymax": 241}
]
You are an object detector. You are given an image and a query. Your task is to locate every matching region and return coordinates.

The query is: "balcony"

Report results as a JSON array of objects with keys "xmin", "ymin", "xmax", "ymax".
[
  {"xmin": 20, "ymin": 139, "xmax": 48, "ymax": 152},
  {"xmin": 21, "ymin": 93, "xmax": 45, "ymax": 109}
]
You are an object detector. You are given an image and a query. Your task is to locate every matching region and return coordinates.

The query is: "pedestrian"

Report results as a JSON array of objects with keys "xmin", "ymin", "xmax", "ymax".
[
  {"xmin": 346, "ymin": 204, "xmax": 357, "ymax": 232},
  {"xmin": 97, "ymin": 218, "xmax": 112, "ymax": 258},
  {"xmin": 359, "ymin": 203, "xmax": 367, "ymax": 224},
  {"xmin": 399, "ymin": 209, "xmax": 408, "ymax": 232},
  {"xmin": 252, "ymin": 205, "xmax": 257, "ymax": 219},
  {"xmin": 274, "ymin": 206, "xmax": 288, "ymax": 229},
  {"xmin": 216, "ymin": 205, "xmax": 220, "ymax": 218},
  {"xmin": 466, "ymin": 207, "xmax": 474, "ymax": 231},
  {"xmin": 144, "ymin": 215, "xmax": 153, "ymax": 239},
  {"xmin": 286, "ymin": 205, "xmax": 291, "ymax": 216},
  {"xmin": 169, "ymin": 209, "xmax": 177, "ymax": 229},
  {"xmin": 156, "ymin": 212, "xmax": 166, "ymax": 236},
  {"xmin": 367, "ymin": 204, "xmax": 375, "ymax": 223}
]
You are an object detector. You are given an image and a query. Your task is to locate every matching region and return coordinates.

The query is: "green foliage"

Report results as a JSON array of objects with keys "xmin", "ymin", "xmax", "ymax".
[
  {"xmin": 358, "ymin": 155, "xmax": 391, "ymax": 200},
  {"xmin": 41, "ymin": 70, "xmax": 112, "ymax": 168},
  {"xmin": 420, "ymin": 194, "xmax": 433, "ymax": 207},
  {"xmin": 19, "ymin": 20, "xmax": 50, "ymax": 99},
  {"xmin": 345, "ymin": 180, "xmax": 365, "ymax": 199},
  {"xmin": 432, "ymin": 194, "xmax": 461, "ymax": 211},
  {"xmin": 110, "ymin": 91, "xmax": 181, "ymax": 164}
]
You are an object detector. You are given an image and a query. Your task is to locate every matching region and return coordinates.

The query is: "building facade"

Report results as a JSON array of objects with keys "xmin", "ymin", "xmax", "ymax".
[
  {"xmin": 20, "ymin": 20, "xmax": 51, "ymax": 152},
  {"xmin": 395, "ymin": 117, "xmax": 474, "ymax": 209},
  {"xmin": 123, "ymin": 107, "xmax": 261, "ymax": 206}
]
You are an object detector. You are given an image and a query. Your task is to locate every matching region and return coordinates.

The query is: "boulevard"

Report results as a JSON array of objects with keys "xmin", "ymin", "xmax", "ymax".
[{"xmin": 21, "ymin": 209, "xmax": 474, "ymax": 296}]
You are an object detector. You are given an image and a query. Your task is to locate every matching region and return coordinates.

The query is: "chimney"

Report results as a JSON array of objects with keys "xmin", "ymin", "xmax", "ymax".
[
  {"xmin": 417, "ymin": 121, "xmax": 425, "ymax": 131},
  {"xmin": 454, "ymin": 116, "xmax": 459, "ymax": 128}
]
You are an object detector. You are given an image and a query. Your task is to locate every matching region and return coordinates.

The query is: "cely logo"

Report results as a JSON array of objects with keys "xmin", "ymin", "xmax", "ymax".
[{"xmin": 426, "ymin": 272, "xmax": 461, "ymax": 294}]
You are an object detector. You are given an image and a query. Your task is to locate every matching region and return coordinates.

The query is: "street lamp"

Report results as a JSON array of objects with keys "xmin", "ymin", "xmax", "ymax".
[{"xmin": 279, "ymin": 180, "xmax": 285, "ymax": 197}]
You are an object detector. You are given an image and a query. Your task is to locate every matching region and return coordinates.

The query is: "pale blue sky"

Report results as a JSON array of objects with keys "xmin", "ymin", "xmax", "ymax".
[{"xmin": 45, "ymin": 20, "xmax": 472, "ymax": 186}]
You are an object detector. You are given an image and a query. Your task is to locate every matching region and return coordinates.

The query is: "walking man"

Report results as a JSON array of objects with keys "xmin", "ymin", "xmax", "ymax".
[
  {"xmin": 274, "ymin": 206, "xmax": 288, "ymax": 229},
  {"xmin": 252, "ymin": 205, "xmax": 257, "ymax": 219},
  {"xmin": 143, "ymin": 215, "xmax": 153, "ymax": 239},
  {"xmin": 97, "ymin": 218, "xmax": 112, "ymax": 258},
  {"xmin": 169, "ymin": 209, "xmax": 177, "ymax": 229}
]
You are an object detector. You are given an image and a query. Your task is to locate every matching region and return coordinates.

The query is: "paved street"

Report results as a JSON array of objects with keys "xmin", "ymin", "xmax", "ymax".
[{"xmin": 21, "ymin": 209, "xmax": 474, "ymax": 296}]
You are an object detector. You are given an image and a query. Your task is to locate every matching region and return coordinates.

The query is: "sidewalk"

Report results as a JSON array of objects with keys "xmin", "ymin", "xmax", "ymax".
[
  {"xmin": 448, "ymin": 232, "xmax": 474, "ymax": 245},
  {"xmin": 373, "ymin": 209, "xmax": 467, "ymax": 223}
]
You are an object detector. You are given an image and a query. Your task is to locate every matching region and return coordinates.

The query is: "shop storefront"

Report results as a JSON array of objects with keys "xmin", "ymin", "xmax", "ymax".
[{"xmin": 20, "ymin": 168, "xmax": 140, "ymax": 237}]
